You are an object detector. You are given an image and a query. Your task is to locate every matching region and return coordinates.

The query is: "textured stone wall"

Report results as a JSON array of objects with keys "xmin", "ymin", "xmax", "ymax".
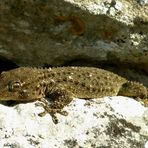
[{"xmin": 0, "ymin": 0, "xmax": 148, "ymax": 71}]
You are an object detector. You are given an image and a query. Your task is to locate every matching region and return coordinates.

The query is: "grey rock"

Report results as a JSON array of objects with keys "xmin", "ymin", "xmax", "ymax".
[
  {"xmin": 0, "ymin": 96, "xmax": 147, "ymax": 148},
  {"xmin": 0, "ymin": 0, "xmax": 147, "ymax": 71},
  {"xmin": 137, "ymin": 0, "xmax": 148, "ymax": 5}
]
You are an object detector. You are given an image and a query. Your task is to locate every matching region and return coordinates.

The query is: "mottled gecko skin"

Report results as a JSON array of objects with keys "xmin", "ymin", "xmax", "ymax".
[{"xmin": 0, "ymin": 67, "xmax": 147, "ymax": 122}]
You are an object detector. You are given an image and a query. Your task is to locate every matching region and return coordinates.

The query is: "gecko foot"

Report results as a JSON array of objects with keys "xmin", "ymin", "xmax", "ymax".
[{"xmin": 35, "ymin": 98, "xmax": 68, "ymax": 124}]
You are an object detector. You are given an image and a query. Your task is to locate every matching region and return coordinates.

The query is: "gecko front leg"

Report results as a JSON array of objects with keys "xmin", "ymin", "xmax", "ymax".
[{"xmin": 36, "ymin": 85, "xmax": 73, "ymax": 123}]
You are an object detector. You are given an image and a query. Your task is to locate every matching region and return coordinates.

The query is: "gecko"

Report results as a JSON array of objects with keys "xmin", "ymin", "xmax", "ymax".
[{"xmin": 0, "ymin": 67, "xmax": 147, "ymax": 123}]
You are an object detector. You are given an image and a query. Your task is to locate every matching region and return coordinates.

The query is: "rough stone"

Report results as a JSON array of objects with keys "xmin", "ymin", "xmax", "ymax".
[
  {"xmin": 0, "ymin": 96, "xmax": 147, "ymax": 148},
  {"xmin": 0, "ymin": 0, "xmax": 147, "ymax": 71},
  {"xmin": 137, "ymin": 0, "xmax": 148, "ymax": 5}
]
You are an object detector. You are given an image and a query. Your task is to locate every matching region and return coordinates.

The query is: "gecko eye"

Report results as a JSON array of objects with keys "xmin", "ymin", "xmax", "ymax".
[{"xmin": 8, "ymin": 81, "xmax": 22, "ymax": 92}]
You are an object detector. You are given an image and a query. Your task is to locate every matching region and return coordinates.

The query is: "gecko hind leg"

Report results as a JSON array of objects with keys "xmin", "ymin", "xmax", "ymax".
[{"xmin": 118, "ymin": 81, "xmax": 148, "ymax": 106}]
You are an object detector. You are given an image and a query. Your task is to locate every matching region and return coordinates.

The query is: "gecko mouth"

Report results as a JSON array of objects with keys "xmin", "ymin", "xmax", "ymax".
[{"xmin": 0, "ymin": 89, "xmax": 19, "ymax": 101}]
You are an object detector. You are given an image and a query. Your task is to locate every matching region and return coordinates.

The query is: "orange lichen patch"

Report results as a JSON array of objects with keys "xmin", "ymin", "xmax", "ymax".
[
  {"xmin": 69, "ymin": 16, "xmax": 85, "ymax": 36},
  {"xmin": 54, "ymin": 15, "xmax": 69, "ymax": 24},
  {"xmin": 98, "ymin": 25, "xmax": 119, "ymax": 41},
  {"xmin": 54, "ymin": 15, "xmax": 85, "ymax": 36},
  {"xmin": 101, "ymin": 30, "xmax": 114, "ymax": 40}
]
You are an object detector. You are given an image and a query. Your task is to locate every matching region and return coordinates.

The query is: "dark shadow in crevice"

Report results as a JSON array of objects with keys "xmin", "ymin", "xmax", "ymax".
[{"xmin": 0, "ymin": 56, "xmax": 18, "ymax": 73}]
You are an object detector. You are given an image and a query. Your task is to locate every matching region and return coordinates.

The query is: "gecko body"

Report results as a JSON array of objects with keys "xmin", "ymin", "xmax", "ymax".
[{"xmin": 0, "ymin": 67, "xmax": 147, "ymax": 122}]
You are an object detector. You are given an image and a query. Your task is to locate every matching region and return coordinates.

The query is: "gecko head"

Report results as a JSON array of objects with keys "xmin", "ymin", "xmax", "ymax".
[{"xmin": 0, "ymin": 67, "xmax": 43, "ymax": 101}]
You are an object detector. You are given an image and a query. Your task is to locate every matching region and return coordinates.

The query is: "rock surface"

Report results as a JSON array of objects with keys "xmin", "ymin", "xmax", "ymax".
[
  {"xmin": 0, "ymin": 96, "xmax": 148, "ymax": 148},
  {"xmin": 0, "ymin": 0, "xmax": 148, "ymax": 71},
  {"xmin": 0, "ymin": 1, "xmax": 148, "ymax": 147}
]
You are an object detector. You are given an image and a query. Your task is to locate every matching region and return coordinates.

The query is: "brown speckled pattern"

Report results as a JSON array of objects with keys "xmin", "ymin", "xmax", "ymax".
[{"xmin": 0, "ymin": 66, "xmax": 147, "ymax": 120}]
